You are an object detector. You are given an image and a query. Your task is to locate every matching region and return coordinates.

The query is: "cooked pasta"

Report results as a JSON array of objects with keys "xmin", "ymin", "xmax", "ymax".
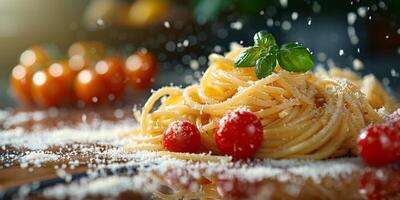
[{"xmin": 125, "ymin": 46, "xmax": 397, "ymax": 160}]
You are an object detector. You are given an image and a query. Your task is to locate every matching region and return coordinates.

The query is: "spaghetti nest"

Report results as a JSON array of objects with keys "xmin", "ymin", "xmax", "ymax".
[{"xmin": 129, "ymin": 47, "xmax": 397, "ymax": 159}]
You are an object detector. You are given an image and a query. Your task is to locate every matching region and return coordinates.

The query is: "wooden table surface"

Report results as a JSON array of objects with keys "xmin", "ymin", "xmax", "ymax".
[
  {"xmin": 0, "ymin": 106, "xmax": 150, "ymax": 199},
  {"xmin": 1, "ymin": 106, "xmax": 399, "ymax": 200}
]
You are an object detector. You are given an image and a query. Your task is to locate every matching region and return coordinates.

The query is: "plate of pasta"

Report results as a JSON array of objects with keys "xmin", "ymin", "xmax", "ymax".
[
  {"xmin": 127, "ymin": 31, "xmax": 398, "ymax": 161},
  {"xmin": 113, "ymin": 31, "xmax": 400, "ymax": 199}
]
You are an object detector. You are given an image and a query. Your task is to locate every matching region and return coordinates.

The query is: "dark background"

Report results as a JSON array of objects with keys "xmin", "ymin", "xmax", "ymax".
[{"xmin": 0, "ymin": 0, "xmax": 399, "ymax": 108}]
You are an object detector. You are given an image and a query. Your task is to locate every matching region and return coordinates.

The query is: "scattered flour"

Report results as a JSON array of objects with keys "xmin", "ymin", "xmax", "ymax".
[
  {"xmin": 0, "ymin": 109, "xmax": 367, "ymax": 199},
  {"xmin": 20, "ymin": 152, "xmax": 60, "ymax": 167},
  {"xmin": 42, "ymin": 176, "xmax": 154, "ymax": 200},
  {"xmin": 0, "ymin": 120, "xmax": 135, "ymax": 150}
]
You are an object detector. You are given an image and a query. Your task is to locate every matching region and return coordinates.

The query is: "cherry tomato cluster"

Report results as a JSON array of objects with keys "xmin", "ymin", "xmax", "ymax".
[
  {"xmin": 162, "ymin": 109, "xmax": 263, "ymax": 160},
  {"xmin": 10, "ymin": 42, "xmax": 158, "ymax": 107},
  {"xmin": 358, "ymin": 109, "xmax": 400, "ymax": 167}
]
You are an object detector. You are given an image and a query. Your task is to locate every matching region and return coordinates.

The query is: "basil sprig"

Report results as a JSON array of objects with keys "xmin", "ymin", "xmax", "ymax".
[{"xmin": 234, "ymin": 31, "xmax": 314, "ymax": 79}]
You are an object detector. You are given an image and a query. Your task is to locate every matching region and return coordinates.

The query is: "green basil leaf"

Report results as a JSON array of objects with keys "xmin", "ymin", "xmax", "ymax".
[
  {"xmin": 234, "ymin": 46, "xmax": 262, "ymax": 68},
  {"xmin": 269, "ymin": 45, "xmax": 279, "ymax": 55},
  {"xmin": 277, "ymin": 43, "xmax": 313, "ymax": 72},
  {"xmin": 253, "ymin": 31, "xmax": 277, "ymax": 49},
  {"xmin": 255, "ymin": 54, "xmax": 276, "ymax": 79}
]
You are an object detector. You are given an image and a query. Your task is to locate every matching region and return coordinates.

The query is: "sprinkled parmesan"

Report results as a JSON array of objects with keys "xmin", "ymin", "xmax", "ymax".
[
  {"xmin": 279, "ymin": 0, "xmax": 288, "ymax": 8},
  {"xmin": 42, "ymin": 176, "xmax": 154, "ymax": 200},
  {"xmin": 281, "ymin": 21, "xmax": 292, "ymax": 31},
  {"xmin": 279, "ymin": 110, "xmax": 289, "ymax": 118},
  {"xmin": 20, "ymin": 152, "xmax": 60, "ymax": 167},
  {"xmin": 163, "ymin": 21, "xmax": 170, "ymax": 28},
  {"xmin": 357, "ymin": 7, "xmax": 367, "ymax": 18},
  {"xmin": 352, "ymin": 58, "xmax": 364, "ymax": 71},
  {"xmin": 291, "ymin": 12, "xmax": 298, "ymax": 21},
  {"xmin": 347, "ymin": 12, "xmax": 357, "ymax": 25},
  {"xmin": 390, "ymin": 69, "xmax": 399, "ymax": 77},
  {"xmin": 230, "ymin": 21, "xmax": 243, "ymax": 30},
  {"xmin": 0, "ymin": 120, "xmax": 135, "ymax": 150},
  {"xmin": 339, "ymin": 49, "xmax": 344, "ymax": 56},
  {"xmin": 1, "ymin": 118, "xmax": 368, "ymax": 200},
  {"xmin": 190, "ymin": 59, "xmax": 200, "ymax": 70}
]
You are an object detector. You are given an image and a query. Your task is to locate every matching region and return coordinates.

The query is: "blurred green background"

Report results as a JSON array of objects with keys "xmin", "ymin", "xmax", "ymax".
[{"xmin": 0, "ymin": 0, "xmax": 399, "ymax": 108}]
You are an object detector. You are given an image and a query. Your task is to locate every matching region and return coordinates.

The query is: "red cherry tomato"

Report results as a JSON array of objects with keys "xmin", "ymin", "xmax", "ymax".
[
  {"xmin": 358, "ymin": 122, "xmax": 400, "ymax": 167},
  {"xmin": 49, "ymin": 61, "xmax": 76, "ymax": 82},
  {"xmin": 48, "ymin": 61, "xmax": 76, "ymax": 103},
  {"xmin": 95, "ymin": 56, "xmax": 125, "ymax": 100},
  {"xmin": 162, "ymin": 121, "xmax": 201, "ymax": 153},
  {"xmin": 360, "ymin": 170, "xmax": 400, "ymax": 200},
  {"xmin": 68, "ymin": 55, "xmax": 91, "ymax": 72},
  {"xmin": 215, "ymin": 109, "xmax": 263, "ymax": 160},
  {"xmin": 124, "ymin": 51, "xmax": 157, "ymax": 89},
  {"xmin": 31, "ymin": 69, "xmax": 71, "ymax": 107},
  {"xmin": 10, "ymin": 65, "xmax": 34, "ymax": 104},
  {"xmin": 68, "ymin": 42, "xmax": 104, "ymax": 72},
  {"xmin": 74, "ymin": 68, "xmax": 108, "ymax": 104},
  {"xmin": 19, "ymin": 46, "xmax": 49, "ymax": 67}
]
